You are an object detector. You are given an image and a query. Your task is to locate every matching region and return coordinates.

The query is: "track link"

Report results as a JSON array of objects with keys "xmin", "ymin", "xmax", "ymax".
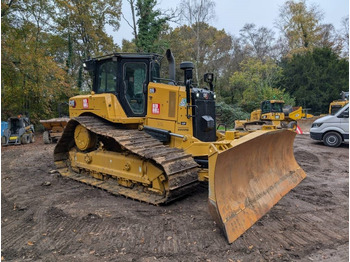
[{"xmin": 54, "ymin": 116, "xmax": 199, "ymax": 204}]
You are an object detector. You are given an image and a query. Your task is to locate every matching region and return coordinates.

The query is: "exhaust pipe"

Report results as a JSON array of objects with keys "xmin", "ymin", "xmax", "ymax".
[{"xmin": 166, "ymin": 49, "xmax": 176, "ymax": 82}]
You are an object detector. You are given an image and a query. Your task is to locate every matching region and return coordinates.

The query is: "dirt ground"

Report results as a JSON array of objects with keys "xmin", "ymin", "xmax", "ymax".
[{"xmin": 1, "ymin": 134, "xmax": 349, "ymax": 262}]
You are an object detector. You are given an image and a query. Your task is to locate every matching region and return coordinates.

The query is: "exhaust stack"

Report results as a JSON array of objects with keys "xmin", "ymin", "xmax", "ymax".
[{"xmin": 166, "ymin": 49, "xmax": 176, "ymax": 82}]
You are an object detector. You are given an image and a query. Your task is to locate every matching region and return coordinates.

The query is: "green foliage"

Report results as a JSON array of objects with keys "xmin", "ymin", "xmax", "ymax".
[
  {"xmin": 54, "ymin": 0, "xmax": 122, "ymax": 90},
  {"xmin": 279, "ymin": 47, "xmax": 349, "ymax": 114},
  {"xmin": 241, "ymin": 86, "xmax": 295, "ymax": 112},
  {"xmin": 215, "ymin": 101, "xmax": 250, "ymax": 129},
  {"xmin": 121, "ymin": 39, "xmax": 137, "ymax": 52},
  {"xmin": 228, "ymin": 58, "xmax": 294, "ymax": 112},
  {"xmin": 66, "ymin": 33, "xmax": 73, "ymax": 70},
  {"xmin": 135, "ymin": 0, "xmax": 170, "ymax": 53}
]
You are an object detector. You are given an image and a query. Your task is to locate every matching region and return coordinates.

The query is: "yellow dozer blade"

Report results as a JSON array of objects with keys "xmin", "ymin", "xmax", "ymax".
[{"xmin": 208, "ymin": 129, "xmax": 306, "ymax": 243}]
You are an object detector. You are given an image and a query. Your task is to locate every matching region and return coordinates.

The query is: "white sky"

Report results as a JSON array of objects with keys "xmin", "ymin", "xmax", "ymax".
[{"xmin": 111, "ymin": 0, "xmax": 349, "ymax": 46}]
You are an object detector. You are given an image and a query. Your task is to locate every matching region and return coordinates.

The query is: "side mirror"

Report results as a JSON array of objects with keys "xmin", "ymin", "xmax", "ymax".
[{"xmin": 204, "ymin": 73, "xmax": 214, "ymax": 91}]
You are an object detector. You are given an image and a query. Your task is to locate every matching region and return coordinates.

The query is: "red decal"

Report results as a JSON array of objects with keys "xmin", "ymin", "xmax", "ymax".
[
  {"xmin": 152, "ymin": 103, "xmax": 160, "ymax": 114},
  {"xmin": 83, "ymin": 98, "xmax": 89, "ymax": 109}
]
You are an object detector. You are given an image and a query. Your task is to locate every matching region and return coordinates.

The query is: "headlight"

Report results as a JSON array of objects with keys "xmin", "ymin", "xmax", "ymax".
[
  {"xmin": 275, "ymin": 115, "xmax": 280, "ymax": 119},
  {"xmin": 196, "ymin": 92, "xmax": 200, "ymax": 98},
  {"xmin": 311, "ymin": 123, "xmax": 323, "ymax": 128}
]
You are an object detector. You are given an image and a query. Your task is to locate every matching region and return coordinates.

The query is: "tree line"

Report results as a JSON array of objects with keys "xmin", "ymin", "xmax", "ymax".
[{"xmin": 1, "ymin": 0, "xmax": 349, "ymax": 125}]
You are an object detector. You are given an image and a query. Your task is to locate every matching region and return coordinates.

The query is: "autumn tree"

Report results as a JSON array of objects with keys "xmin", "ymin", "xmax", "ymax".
[
  {"xmin": 1, "ymin": 0, "xmax": 73, "ymax": 122},
  {"xmin": 54, "ymin": 0, "xmax": 122, "ymax": 90},
  {"xmin": 276, "ymin": 0, "xmax": 325, "ymax": 54}
]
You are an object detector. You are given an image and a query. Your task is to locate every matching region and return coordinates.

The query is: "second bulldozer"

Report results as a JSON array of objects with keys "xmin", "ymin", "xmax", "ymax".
[
  {"xmin": 54, "ymin": 50, "xmax": 306, "ymax": 243},
  {"xmin": 235, "ymin": 100, "xmax": 313, "ymax": 131},
  {"xmin": 328, "ymin": 91, "xmax": 349, "ymax": 115}
]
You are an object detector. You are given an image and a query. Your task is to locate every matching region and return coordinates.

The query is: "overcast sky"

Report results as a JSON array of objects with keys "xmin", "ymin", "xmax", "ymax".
[{"xmin": 111, "ymin": 0, "xmax": 349, "ymax": 46}]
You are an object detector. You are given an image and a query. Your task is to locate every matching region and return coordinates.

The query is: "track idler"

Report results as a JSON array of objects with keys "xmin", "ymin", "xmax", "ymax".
[{"xmin": 208, "ymin": 129, "xmax": 306, "ymax": 243}]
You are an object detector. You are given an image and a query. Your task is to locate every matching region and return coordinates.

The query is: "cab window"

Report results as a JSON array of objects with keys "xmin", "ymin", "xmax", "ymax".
[
  {"xmin": 331, "ymin": 105, "xmax": 342, "ymax": 115},
  {"xmin": 151, "ymin": 61, "xmax": 160, "ymax": 82},
  {"xmin": 271, "ymin": 103, "xmax": 283, "ymax": 112},
  {"xmin": 123, "ymin": 62, "xmax": 147, "ymax": 114},
  {"xmin": 97, "ymin": 61, "xmax": 117, "ymax": 93},
  {"xmin": 261, "ymin": 101, "xmax": 271, "ymax": 114}
]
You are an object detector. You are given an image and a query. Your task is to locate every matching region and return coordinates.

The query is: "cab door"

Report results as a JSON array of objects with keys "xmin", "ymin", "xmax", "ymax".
[{"xmin": 119, "ymin": 59, "xmax": 149, "ymax": 117}]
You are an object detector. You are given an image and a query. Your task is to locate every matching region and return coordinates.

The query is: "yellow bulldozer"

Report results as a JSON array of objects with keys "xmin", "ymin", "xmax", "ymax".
[
  {"xmin": 328, "ymin": 91, "xmax": 349, "ymax": 115},
  {"xmin": 235, "ymin": 100, "xmax": 313, "ymax": 131},
  {"xmin": 54, "ymin": 50, "xmax": 306, "ymax": 243}
]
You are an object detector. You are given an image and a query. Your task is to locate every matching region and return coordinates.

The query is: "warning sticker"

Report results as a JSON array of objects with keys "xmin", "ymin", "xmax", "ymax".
[
  {"xmin": 83, "ymin": 98, "xmax": 89, "ymax": 109},
  {"xmin": 179, "ymin": 98, "xmax": 187, "ymax": 107},
  {"xmin": 152, "ymin": 103, "xmax": 160, "ymax": 114}
]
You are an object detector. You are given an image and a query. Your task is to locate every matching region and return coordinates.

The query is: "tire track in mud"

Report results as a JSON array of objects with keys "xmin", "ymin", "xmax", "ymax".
[{"xmin": 1, "ymin": 134, "xmax": 349, "ymax": 261}]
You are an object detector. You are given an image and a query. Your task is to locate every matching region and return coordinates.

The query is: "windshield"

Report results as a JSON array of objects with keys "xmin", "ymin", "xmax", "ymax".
[
  {"xmin": 261, "ymin": 101, "xmax": 284, "ymax": 114},
  {"xmin": 151, "ymin": 61, "xmax": 160, "ymax": 82},
  {"xmin": 96, "ymin": 61, "xmax": 118, "ymax": 93},
  {"xmin": 123, "ymin": 62, "xmax": 147, "ymax": 115},
  {"xmin": 331, "ymin": 105, "xmax": 342, "ymax": 115},
  {"xmin": 335, "ymin": 104, "xmax": 349, "ymax": 117},
  {"xmin": 271, "ymin": 103, "xmax": 283, "ymax": 112}
]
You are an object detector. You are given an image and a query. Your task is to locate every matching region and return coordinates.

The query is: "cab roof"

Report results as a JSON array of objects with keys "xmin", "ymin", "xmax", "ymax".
[{"xmin": 84, "ymin": 52, "xmax": 162, "ymax": 63}]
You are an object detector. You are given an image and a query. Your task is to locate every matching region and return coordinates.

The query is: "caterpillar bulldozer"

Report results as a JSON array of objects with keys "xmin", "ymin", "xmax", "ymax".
[
  {"xmin": 329, "ymin": 91, "xmax": 349, "ymax": 115},
  {"xmin": 54, "ymin": 50, "xmax": 306, "ymax": 243},
  {"xmin": 235, "ymin": 100, "xmax": 313, "ymax": 131}
]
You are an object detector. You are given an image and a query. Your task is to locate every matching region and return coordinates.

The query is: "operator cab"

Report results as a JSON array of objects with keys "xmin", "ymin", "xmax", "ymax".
[
  {"xmin": 261, "ymin": 100, "xmax": 284, "ymax": 114},
  {"xmin": 83, "ymin": 51, "xmax": 216, "ymax": 143},
  {"xmin": 84, "ymin": 53, "xmax": 161, "ymax": 117}
]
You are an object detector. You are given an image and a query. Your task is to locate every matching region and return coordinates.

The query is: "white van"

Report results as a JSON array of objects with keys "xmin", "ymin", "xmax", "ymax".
[{"xmin": 310, "ymin": 104, "xmax": 349, "ymax": 147}]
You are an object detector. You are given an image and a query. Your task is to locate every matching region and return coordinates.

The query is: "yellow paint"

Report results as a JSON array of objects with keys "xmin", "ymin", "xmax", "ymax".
[
  {"xmin": 69, "ymin": 148, "xmax": 165, "ymax": 194},
  {"xmin": 145, "ymin": 82, "xmax": 193, "ymax": 136},
  {"xmin": 69, "ymin": 93, "xmax": 144, "ymax": 124},
  {"xmin": 329, "ymin": 100, "xmax": 348, "ymax": 115},
  {"xmin": 74, "ymin": 125, "xmax": 96, "ymax": 151}
]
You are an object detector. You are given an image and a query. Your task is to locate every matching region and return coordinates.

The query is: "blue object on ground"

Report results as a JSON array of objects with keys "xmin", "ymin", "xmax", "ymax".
[{"xmin": 1, "ymin": 121, "xmax": 8, "ymax": 136}]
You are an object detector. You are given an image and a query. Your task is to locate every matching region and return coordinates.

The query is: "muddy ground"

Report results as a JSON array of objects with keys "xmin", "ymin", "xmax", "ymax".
[{"xmin": 1, "ymin": 134, "xmax": 349, "ymax": 261}]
